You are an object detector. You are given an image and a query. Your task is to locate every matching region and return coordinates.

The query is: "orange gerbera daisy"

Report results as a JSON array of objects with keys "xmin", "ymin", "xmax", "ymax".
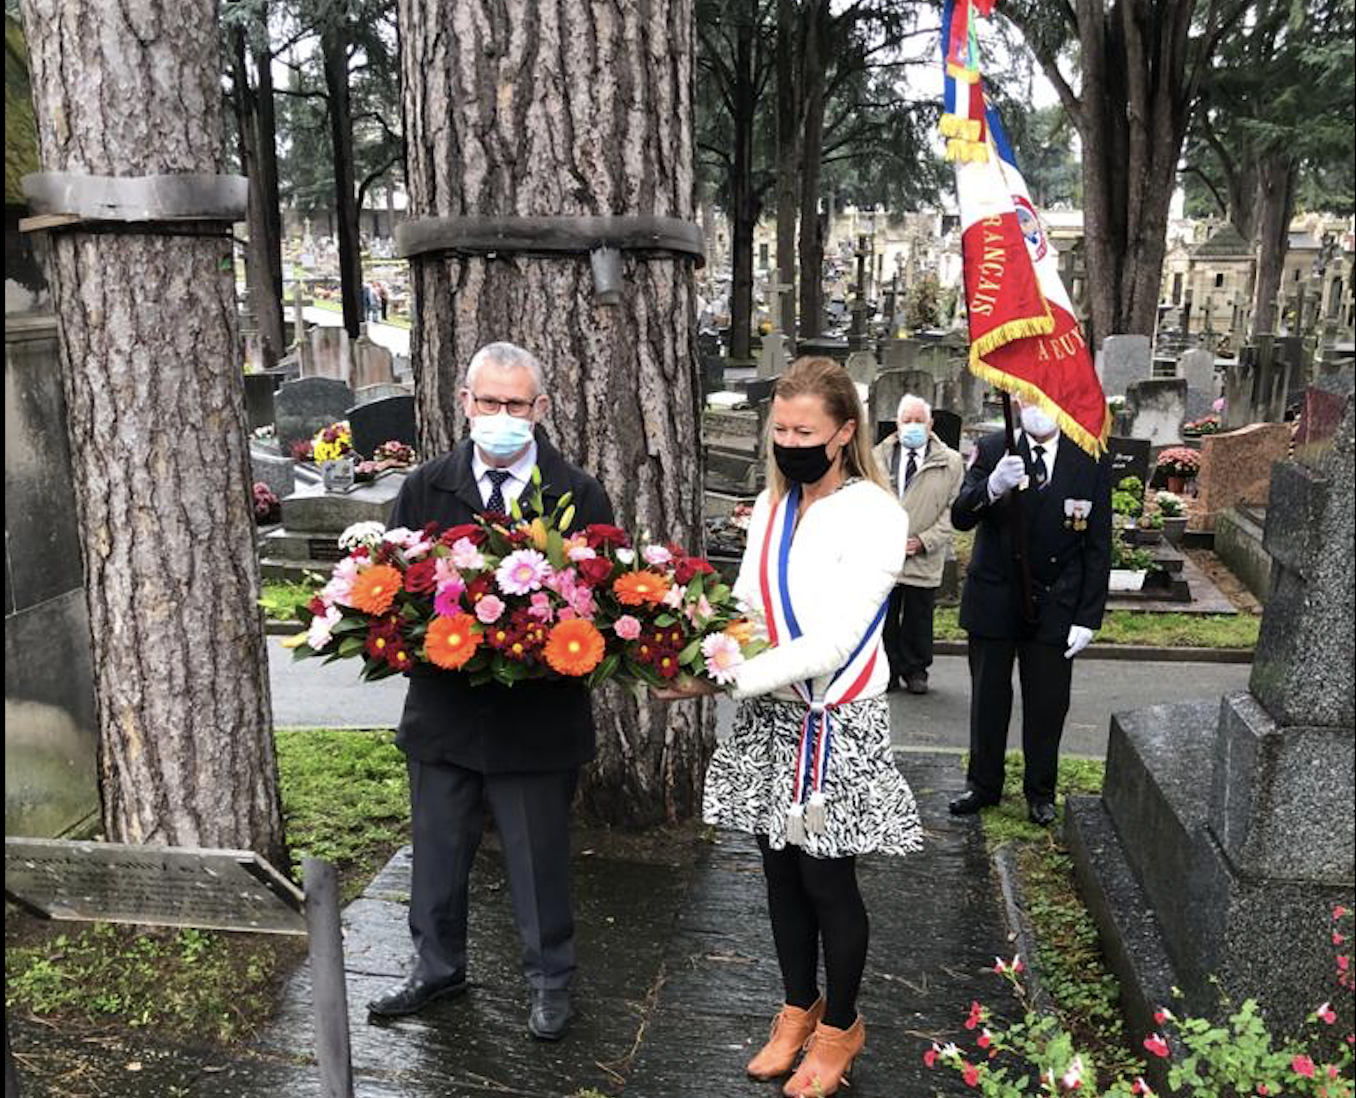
[
  {"xmin": 424, "ymin": 613, "xmax": 482, "ymax": 670},
  {"xmin": 349, "ymin": 565, "xmax": 403, "ymax": 616},
  {"xmin": 543, "ymin": 619, "xmax": 606, "ymax": 676},
  {"xmin": 612, "ymin": 569, "xmax": 671, "ymax": 607}
]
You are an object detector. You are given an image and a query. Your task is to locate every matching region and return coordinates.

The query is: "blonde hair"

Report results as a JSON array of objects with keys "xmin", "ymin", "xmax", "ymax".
[{"xmin": 764, "ymin": 356, "xmax": 893, "ymax": 502}]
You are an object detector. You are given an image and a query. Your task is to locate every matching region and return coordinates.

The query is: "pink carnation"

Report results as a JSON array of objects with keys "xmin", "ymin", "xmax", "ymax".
[
  {"xmin": 614, "ymin": 615, "xmax": 642, "ymax": 640},
  {"xmin": 528, "ymin": 592, "xmax": 556, "ymax": 623},
  {"xmin": 642, "ymin": 544, "xmax": 673, "ymax": 566},
  {"xmin": 475, "ymin": 595, "xmax": 506, "ymax": 624},
  {"xmin": 433, "ymin": 584, "xmax": 464, "ymax": 617}
]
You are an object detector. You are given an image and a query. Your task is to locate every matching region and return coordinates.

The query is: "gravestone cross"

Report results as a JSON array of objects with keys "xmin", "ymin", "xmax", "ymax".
[{"xmin": 763, "ymin": 268, "xmax": 793, "ymax": 338}]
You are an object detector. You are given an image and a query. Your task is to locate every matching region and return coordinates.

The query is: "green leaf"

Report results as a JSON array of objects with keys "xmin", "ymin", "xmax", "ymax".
[
  {"xmin": 678, "ymin": 637, "xmax": 703, "ymax": 663},
  {"xmin": 338, "ymin": 635, "xmax": 365, "ymax": 657},
  {"xmin": 547, "ymin": 529, "xmax": 566, "ymax": 570},
  {"xmin": 586, "ymin": 652, "xmax": 621, "ymax": 687},
  {"xmin": 654, "ymin": 613, "xmax": 677, "ymax": 627},
  {"xmin": 687, "ymin": 572, "xmax": 706, "ymax": 599}
]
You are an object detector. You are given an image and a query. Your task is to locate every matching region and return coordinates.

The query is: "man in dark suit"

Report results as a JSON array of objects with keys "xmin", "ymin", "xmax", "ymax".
[
  {"xmin": 948, "ymin": 396, "xmax": 1111, "ymax": 826},
  {"xmin": 365, "ymin": 342, "xmax": 613, "ymax": 1040}
]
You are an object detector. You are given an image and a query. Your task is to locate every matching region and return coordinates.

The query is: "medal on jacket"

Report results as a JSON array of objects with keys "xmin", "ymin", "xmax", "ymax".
[
  {"xmin": 1064, "ymin": 498, "xmax": 1092, "ymax": 531},
  {"xmin": 758, "ymin": 482, "xmax": 890, "ymax": 846}
]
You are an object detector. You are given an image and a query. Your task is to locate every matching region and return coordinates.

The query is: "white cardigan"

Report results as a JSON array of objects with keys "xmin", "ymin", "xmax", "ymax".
[{"xmin": 730, "ymin": 479, "xmax": 910, "ymax": 703}]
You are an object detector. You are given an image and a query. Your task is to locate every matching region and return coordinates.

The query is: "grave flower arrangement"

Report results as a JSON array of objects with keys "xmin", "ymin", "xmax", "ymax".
[
  {"xmin": 311, "ymin": 420, "xmax": 353, "ymax": 464},
  {"xmin": 252, "ymin": 482, "xmax": 281, "ymax": 525},
  {"xmin": 1182, "ymin": 414, "xmax": 1221, "ymax": 437},
  {"xmin": 284, "ymin": 467, "xmax": 767, "ymax": 687},
  {"xmin": 1154, "ymin": 446, "xmax": 1201, "ymax": 481},
  {"xmin": 1154, "ymin": 492, "xmax": 1184, "ymax": 518},
  {"xmin": 355, "ymin": 440, "xmax": 417, "ymax": 481}
]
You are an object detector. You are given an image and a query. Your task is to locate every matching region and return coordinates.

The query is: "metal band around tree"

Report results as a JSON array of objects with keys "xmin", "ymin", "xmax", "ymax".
[
  {"xmin": 394, "ymin": 214, "xmax": 705, "ymax": 266},
  {"xmin": 19, "ymin": 171, "xmax": 248, "ymax": 232}
]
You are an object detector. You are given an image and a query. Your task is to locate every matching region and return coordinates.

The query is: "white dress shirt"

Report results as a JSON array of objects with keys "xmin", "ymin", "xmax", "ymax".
[
  {"xmin": 1022, "ymin": 429, "xmax": 1060, "ymax": 485},
  {"xmin": 470, "ymin": 440, "xmax": 538, "ymax": 509},
  {"xmin": 897, "ymin": 440, "xmax": 929, "ymax": 499}
]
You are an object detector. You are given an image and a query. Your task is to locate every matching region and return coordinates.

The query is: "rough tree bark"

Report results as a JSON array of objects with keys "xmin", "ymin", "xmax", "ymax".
[
  {"xmin": 399, "ymin": 0, "xmax": 713, "ymax": 826},
  {"xmin": 19, "ymin": 0, "xmax": 286, "ymax": 866},
  {"xmin": 231, "ymin": 24, "xmax": 285, "ymax": 369},
  {"xmin": 728, "ymin": 0, "xmax": 759, "ymax": 361},
  {"xmin": 252, "ymin": 13, "xmax": 285, "ymax": 307},
  {"xmin": 774, "ymin": 0, "xmax": 801, "ymax": 338},
  {"xmin": 797, "ymin": 0, "xmax": 828, "ymax": 339},
  {"xmin": 1250, "ymin": 154, "xmax": 1297, "ymax": 336},
  {"xmin": 321, "ymin": 9, "xmax": 362, "ymax": 338}
]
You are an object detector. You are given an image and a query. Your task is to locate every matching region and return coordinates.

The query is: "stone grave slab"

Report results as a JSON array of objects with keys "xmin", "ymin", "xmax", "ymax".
[
  {"xmin": 1124, "ymin": 378, "xmax": 1187, "ymax": 447},
  {"xmin": 348, "ymin": 394, "xmax": 417, "ymax": 459},
  {"xmin": 277, "ymin": 474, "xmax": 407, "ymax": 536},
  {"xmin": 1178, "ymin": 347, "xmax": 1218, "ymax": 420},
  {"xmin": 1098, "ymin": 334, "xmax": 1152, "ymax": 396},
  {"xmin": 250, "ymin": 447, "xmax": 296, "ymax": 500},
  {"xmin": 1107, "ymin": 435, "xmax": 1151, "ymax": 490},
  {"xmin": 1292, "ymin": 377, "xmax": 1352, "ymax": 467},
  {"xmin": 845, "ymin": 349, "xmax": 878, "ymax": 387},
  {"xmin": 1196, "ymin": 422, "xmax": 1292, "ymax": 530},
  {"xmin": 881, "ymin": 337, "xmax": 920, "ymax": 373},
  {"xmin": 351, "ymin": 330, "xmax": 396, "ymax": 390},
  {"xmin": 4, "ymin": 837, "xmax": 305, "ymax": 935},
  {"xmin": 306, "ymin": 326, "xmax": 350, "ymax": 382},
  {"xmin": 758, "ymin": 331, "xmax": 789, "ymax": 380},
  {"xmin": 353, "ymin": 382, "xmax": 411, "ymax": 406},
  {"xmin": 275, "ymin": 377, "xmax": 355, "ymax": 455}
]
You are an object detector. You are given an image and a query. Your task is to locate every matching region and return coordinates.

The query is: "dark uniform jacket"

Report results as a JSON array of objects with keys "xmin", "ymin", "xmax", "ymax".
[
  {"xmin": 951, "ymin": 430, "xmax": 1112, "ymax": 647},
  {"xmin": 388, "ymin": 427, "xmax": 614, "ymax": 772}
]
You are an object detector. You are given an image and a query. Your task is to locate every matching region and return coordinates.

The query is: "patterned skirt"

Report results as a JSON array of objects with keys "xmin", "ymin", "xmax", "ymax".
[{"xmin": 703, "ymin": 695, "xmax": 924, "ymax": 860}]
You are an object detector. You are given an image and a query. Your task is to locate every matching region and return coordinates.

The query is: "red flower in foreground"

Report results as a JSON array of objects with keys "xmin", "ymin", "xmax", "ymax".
[
  {"xmin": 674, "ymin": 556, "xmax": 716, "ymax": 584},
  {"xmin": 577, "ymin": 557, "xmax": 614, "ymax": 587},
  {"xmin": 440, "ymin": 523, "xmax": 486, "ymax": 547},
  {"xmin": 1144, "ymin": 1034, "xmax": 1170, "ymax": 1059},
  {"xmin": 585, "ymin": 523, "xmax": 630, "ymax": 550},
  {"xmin": 962, "ymin": 1062, "xmax": 980, "ymax": 1087},
  {"xmin": 404, "ymin": 558, "xmax": 439, "ymax": 594},
  {"xmin": 1292, "ymin": 1054, "xmax": 1316, "ymax": 1079}
]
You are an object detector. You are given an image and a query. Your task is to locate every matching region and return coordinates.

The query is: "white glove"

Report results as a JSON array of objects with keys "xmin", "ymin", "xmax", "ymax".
[
  {"xmin": 987, "ymin": 454, "xmax": 1027, "ymax": 499},
  {"xmin": 1064, "ymin": 625, "xmax": 1094, "ymax": 659}
]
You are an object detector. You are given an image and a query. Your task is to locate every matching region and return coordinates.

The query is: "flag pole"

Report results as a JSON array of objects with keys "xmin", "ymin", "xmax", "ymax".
[{"xmin": 1001, "ymin": 391, "xmax": 1038, "ymax": 623}]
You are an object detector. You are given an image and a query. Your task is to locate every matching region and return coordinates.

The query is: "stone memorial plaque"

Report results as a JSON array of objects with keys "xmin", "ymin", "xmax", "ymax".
[{"xmin": 5, "ymin": 838, "xmax": 306, "ymax": 935}]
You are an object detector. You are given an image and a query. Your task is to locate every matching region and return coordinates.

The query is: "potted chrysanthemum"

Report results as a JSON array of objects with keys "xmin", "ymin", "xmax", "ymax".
[{"xmin": 1155, "ymin": 446, "xmax": 1201, "ymax": 493}]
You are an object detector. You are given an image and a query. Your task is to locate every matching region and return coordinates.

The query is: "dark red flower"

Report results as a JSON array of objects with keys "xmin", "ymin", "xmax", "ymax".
[
  {"xmin": 585, "ymin": 524, "xmax": 631, "ymax": 550},
  {"xmin": 373, "ymin": 542, "xmax": 399, "ymax": 565},
  {"xmin": 653, "ymin": 647, "xmax": 681, "ymax": 679},
  {"xmin": 440, "ymin": 523, "xmax": 486, "ymax": 547},
  {"xmin": 365, "ymin": 625, "xmax": 402, "ymax": 660},
  {"xmin": 483, "ymin": 623, "xmax": 514, "ymax": 650},
  {"xmin": 369, "ymin": 613, "xmax": 402, "ymax": 637},
  {"xmin": 382, "ymin": 640, "xmax": 413, "ymax": 671},
  {"xmin": 577, "ymin": 557, "xmax": 615, "ymax": 587},
  {"xmin": 307, "ymin": 596, "xmax": 328, "ymax": 616},
  {"xmin": 422, "ymin": 520, "xmax": 440, "ymax": 537},
  {"xmin": 480, "ymin": 510, "xmax": 511, "ymax": 527},
  {"xmin": 674, "ymin": 556, "xmax": 716, "ymax": 584},
  {"xmin": 465, "ymin": 576, "xmax": 492, "ymax": 604},
  {"xmin": 404, "ymin": 558, "xmax": 439, "ymax": 594}
]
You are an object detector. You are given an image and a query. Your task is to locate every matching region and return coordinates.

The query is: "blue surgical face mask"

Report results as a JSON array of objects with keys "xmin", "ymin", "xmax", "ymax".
[
  {"xmin": 471, "ymin": 411, "xmax": 535, "ymax": 459},
  {"xmin": 899, "ymin": 423, "xmax": 929, "ymax": 450}
]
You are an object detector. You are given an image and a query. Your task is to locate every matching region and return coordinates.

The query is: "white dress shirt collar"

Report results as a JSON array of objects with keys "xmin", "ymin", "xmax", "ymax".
[{"xmin": 471, "ymin": 439, "xmax": 538, "ymax": 499}]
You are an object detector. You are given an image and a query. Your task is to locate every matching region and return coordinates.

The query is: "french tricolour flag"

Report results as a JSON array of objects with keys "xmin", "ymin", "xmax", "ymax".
[{"xmin": 941, "ymin": 0, "xmax": 1110, "ymax": 457}]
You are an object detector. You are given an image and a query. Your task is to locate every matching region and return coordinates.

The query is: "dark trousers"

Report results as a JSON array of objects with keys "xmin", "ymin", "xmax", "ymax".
[
  {"xmin": 407, "ymin": 759, "xmax": 578, "ymax": 990},
  {"xmin": 965, "ymin": 634, "xmax": 1073, "ymax": 804},
  {"xmin": 884, "ymin": 583, "xmax": 938, "ymax": 680}
]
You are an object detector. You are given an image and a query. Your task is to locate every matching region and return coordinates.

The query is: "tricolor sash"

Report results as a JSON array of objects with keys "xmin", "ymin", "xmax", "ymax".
[{"xmin": 757, "ymin": 482, "xmax": 890, "ymax": 845}]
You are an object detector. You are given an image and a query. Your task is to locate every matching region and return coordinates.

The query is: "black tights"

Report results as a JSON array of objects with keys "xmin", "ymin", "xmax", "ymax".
[{"xmin": 757, "ymin": 835, "xmax": 868, "ymax": 1030}]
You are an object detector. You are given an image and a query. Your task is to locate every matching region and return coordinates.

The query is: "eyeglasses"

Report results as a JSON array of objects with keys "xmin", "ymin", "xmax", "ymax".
[{"xmin": 470, "ymin": 394, "xmax": 538, "ymax": 418}]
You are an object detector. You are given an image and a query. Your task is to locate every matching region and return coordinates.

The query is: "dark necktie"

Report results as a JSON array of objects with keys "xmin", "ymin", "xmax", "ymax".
[
  {"xmin": 485, "ymin": 469, "xmax": 512, "ymax": 514},
  {"xmin": 1031, "ymin": 445, "xmax": 1048, "ymax": 490},
  {"xmin": 903, "ymin": 449, "xmax": 919, "ymax": 492}
]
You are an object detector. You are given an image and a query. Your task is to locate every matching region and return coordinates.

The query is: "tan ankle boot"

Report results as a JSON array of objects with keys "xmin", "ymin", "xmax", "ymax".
[
  {"xmin": 783, "ymin": 1015, "xmax": 866, "ymax": 1097},
  {"xmin": 745, "ymin": 998, "xmax": 825, "ymax": 1079}
]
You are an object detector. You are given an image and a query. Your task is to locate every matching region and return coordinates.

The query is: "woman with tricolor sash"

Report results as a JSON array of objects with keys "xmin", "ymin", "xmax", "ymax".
[{"xmin": 657, "ymin": 356, "xmax": 923, "ymax": 1097}]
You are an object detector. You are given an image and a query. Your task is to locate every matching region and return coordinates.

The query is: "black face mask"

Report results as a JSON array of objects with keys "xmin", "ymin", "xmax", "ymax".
[{"xmin": 773, "ymin": 441, "xmax": 835, "ymax": 485}]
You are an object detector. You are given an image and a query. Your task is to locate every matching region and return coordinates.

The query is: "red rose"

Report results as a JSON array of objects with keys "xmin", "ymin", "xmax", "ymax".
[
  {"xmin": 403, "ymin": 558, "xmax": 439, "ymax": 594},
  {"xmin": 440, "ymin": 523, "xmax": 486, "ymax": 547},
  {"xmin": 673, "ymin": 556, "xmax": 716, "ymax": 584},
  {"xmin": 577, "ymin": 557, "xmax": 615, "ymax": 587},
  {"xmin": 585, "ymin": 524, "xmax": 631, "ymax": 550}
]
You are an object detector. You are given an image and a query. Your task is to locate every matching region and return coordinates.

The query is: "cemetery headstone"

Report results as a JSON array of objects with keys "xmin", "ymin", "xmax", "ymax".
[
  {"xmin": 868, "ymin": 367, "xmax": 929, "ymax": 433},
  {"xmin": 348, "ymin": 394, "xmax": 417, "ymax": 460},
  {"xmin": 350, "ymin": 326, "xmax": 396, "ymax": 390},
  {"xmin": 1106, "ymin": 436, "xmax": 1151, "ymax": 491},
  {"xmin": 1123, "ymin": 378, "xmax": 1187, "ymax": 447},
  {"xmin": 243, "ymin": 372, "xmax": 278, "ymax": 433},
  {"xmin": 882, "ymin": 337, "xmax": 920, "ymax": 373},
  {"xmin": 845, "ymin": 350, "xmax": 879, "ymax": 387},
  {"xmin": 1178, "ymin": 347, "xmax": 1219, "ymax": 420},
  {"xmin": 307, "ymin": 326, "xmax": 350, "ymax": 383},
  {"xmin": 759, "ymin": 331, "xmax": 790, "ymax": 380},
  {"xmin": 353, "ymin": 382, "xmax": 413, "ymax": 405},
  {"xmin": 275, "ymin": 377, "xmax": 355, "ymax": 456},
  {"xmin": 1195, "ymin": 422, "xmax": 1293, "ymax": 530},
  {"xmin": 931, "ymin": 409, "xmax": 963, "ymax": 452},
  {"xmin": 250, "ymin": 448, "xmax": 296, "ymax": 500},
  {"xmin": 1098, "ymin": 334, "xmax": 1152, "ymax": 397}
]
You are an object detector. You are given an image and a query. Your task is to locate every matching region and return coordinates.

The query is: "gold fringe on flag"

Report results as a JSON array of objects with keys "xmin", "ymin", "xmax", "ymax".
[
  {"xmin": 939, "ymin": 113, "xmax": 982, "ymax": 141},
  {"xmin": 967, "ymin": 352, "xmax": 1113, "ymax": 458},
  {"xmin": 946, "ymin": 138, "xmax": 989, "ymax": 163}
]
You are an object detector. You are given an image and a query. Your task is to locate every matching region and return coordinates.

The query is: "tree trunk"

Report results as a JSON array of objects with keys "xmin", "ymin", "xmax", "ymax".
[
  {"xmin": 19, "ymin": 0, "xmax": 285, "ymax": 866},
  {"xmin": 399, "ymin": 0, "xmax": 713, "ymax": 826},
  {"xmin": 232, "ymin": 25, "xmax": 284, "ymax": 370},
  {"xmin": 253, "ymin": 14, "xmax": 286, "ymax": 321},
  {"xmin": 774, "ymin": 0, "xmax": 800, "ymax": 338},
  {"xmin": 1251, "ymin": 154, "xmax": 1297, "ymax": 337},
  {"xmin": 797, "ymin": 0, "xmax": 827, "ymax": 339},
  {"xmin": 321, "ymin": 13, "xmax": 363, "ymax": 339},
  {"xmin": 728, "ymin": 0, "xmax": 758, "ymax": 361}
]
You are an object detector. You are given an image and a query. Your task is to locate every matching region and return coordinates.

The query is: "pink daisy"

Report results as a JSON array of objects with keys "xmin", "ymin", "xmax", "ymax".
[
  {"xmin": 701, "ymin": 633, "xmax": 743, "ymax": 684},
  {"xmin": 433, "ymin": 583, "xmax": 463, "ymax": 617},
  {"xmin": 496, "ymin": 549, "xmax": 550, "ymax": 595}
]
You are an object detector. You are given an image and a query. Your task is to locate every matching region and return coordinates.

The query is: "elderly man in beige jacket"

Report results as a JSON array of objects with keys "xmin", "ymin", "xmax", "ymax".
[{"xmin": 872, "ymin": 394, "xmax": 965, "ymax": 694}]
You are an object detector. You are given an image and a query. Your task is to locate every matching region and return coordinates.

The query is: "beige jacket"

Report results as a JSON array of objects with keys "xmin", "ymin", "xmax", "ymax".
[{"xmin": 872, "ymin": 431, "xmax": 964, "ymax": 588}]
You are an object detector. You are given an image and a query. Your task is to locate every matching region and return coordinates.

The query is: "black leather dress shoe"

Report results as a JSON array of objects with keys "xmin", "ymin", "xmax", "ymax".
[
  {"xmin": 948, "ymin": 790, "xmax": 1000, "ymax": 816},
  {"xmin": 528, "ymin": 988, "xmax": 572, "ymax": 1040},
  {"xmin": 366, "ymin": 972, "xmax": 468, "ymax": 1017},
  {"xmin": 905, "ymin": 674, "xmax": 929, "ymax": 695},
  {"xmin": 1028, "ymin": 801, "xmax": 1057, "ymax": 827}
]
